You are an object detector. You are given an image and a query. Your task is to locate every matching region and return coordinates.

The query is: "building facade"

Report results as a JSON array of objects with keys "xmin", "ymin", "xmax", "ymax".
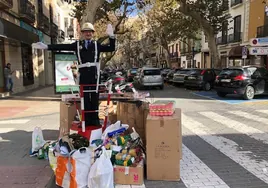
[
  {"xmin": 0, "ymin": 0, "xmax": 76, "ymax": 94},
  {"xmin": 247, "ymin": 0, "xmax": 268, "ymax": 69},
  {"xmin": 216, "ymin": 0, "xmax": 248, "ymax": 67}
]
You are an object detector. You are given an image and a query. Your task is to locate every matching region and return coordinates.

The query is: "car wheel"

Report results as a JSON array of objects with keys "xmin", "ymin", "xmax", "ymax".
[
  {"xmin": 217, "ymin": 92, "xmax": 227, "ymax": 97},
  {"xmin": 203, "ymin": 82, "xmax": 211, "ymax": 91},
  {"xmin": 243, "ymin": 85, "xmax": 255, "ymax": 100},
  {"xmin": 160, "ymin": 85, "xmax": 164, "ymax": 90}
]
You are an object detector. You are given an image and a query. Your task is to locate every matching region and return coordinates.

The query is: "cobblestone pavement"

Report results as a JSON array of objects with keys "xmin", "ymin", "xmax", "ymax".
[{"xmin": 2, "ymin": 85, "xmax": 268, "ymax": 188}]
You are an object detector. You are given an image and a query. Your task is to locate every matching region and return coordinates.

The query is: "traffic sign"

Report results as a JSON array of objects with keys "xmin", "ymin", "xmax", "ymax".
[{"xmin": 242, "ymin": 46, "xmax": 247, "ymax": 59}]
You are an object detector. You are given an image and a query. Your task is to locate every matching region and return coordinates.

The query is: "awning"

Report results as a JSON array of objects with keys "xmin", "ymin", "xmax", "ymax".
[
  {"xmin": 0, "ymin": 18, "xmax": 39, "ymax": 44},
  {"xmin": 228, "ymin": 46, "xmax": 249, "ymax": 58}
]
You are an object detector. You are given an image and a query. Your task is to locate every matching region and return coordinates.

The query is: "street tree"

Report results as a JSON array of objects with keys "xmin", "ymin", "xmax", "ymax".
[
  {"xmin": 176, "ymin": 0, "xmax": 230, "ymax": 68},
  {"xmin": 70, "ymin": 0, "xmax": 142, "ymax": 69},
  {"xmin": 143, "ymin": 0, "xmax": 200, "ymax": 67}
]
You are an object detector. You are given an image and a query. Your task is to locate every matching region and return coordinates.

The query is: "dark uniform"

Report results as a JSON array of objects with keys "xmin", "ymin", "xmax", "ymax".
[{"xmin": 48, "ymin": 38, "xmax": 116, "ymax": 126}]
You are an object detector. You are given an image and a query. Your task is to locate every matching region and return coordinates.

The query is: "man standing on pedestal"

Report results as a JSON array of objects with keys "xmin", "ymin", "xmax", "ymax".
[{"xmin": 32, "ymin": 23, "xmax": 116, "ymax": 127}]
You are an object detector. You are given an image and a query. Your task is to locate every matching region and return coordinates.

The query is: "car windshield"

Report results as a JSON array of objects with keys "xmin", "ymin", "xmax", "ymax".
[
  {"xmin": 220, "ymin": 69, "xmax": 243, "ymax": 77},
  {"xmin": 188, "ymin": 69, "xmax": 203, "ymax": 75},
  {"xmin": 131, "ymin": 69, "xmax": 137, "ymax": 74},
  {"xmin": 177, "ymin": 69, "xmax": 191, "ymax": 74},
  {"xmin": 144, "ymin": 69, "xmax": 161, "ymax": 75}
]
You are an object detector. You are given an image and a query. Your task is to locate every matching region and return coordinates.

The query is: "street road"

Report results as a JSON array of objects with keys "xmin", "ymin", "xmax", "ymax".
[
  {"xmin": 1, "ymin": 85, "xmax": 268, "ymax": 188},
  {"xmin": 144, "ymin": 84, "xmax": 268, "ymax": 188}
]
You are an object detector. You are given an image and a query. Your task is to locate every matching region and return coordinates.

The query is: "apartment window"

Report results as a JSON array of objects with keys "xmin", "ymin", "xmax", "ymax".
[
  {"xmin": 222, "ymin": 21, "xmax": 228, "ymax": 43},
  {"xmin": 37, "ymin": 0, "xmax": 43, "ymax": 13},
  {"xmin": 231, "ymin": 0, "xmax": 242, "ymax": 7},
  {"xmin": 234, "ymin": 15, "xmax": 241, "ymax": 41},
  {"xmin": 172, "ymin": 45, "xmax": 174, "ymax": 54},
  {"xmin": 205, "ymin": 36, "xmax": 208, "ymax": 42},
  {"xmin": 64, "ymin": 18, "xmax": 68, "ymax": 28},
  {"xmin": 176, "ymin": 44, "xmax": 178, "ymax": 52},
  {"xmin": 21, "ymin": 43, "xmax": 34, "ymax": 86},
  {"xmin": 222, "ymin": 0, "xmax": 228, "ymax": 11},
  {"xmin": 70, "ymin": 18, "xmax": 74, "ymax": 26}
]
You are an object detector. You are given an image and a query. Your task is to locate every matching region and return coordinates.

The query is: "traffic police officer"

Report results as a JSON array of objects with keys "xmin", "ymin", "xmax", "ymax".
[{"xmin": 32, "ymin": 23, "xmax": 116, "ymax": 127}]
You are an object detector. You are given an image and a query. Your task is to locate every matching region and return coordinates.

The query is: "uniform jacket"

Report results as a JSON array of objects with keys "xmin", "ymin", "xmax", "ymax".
[{"xmin": 48, "ymin": 38, "xmax": 116, "ymax": 83}]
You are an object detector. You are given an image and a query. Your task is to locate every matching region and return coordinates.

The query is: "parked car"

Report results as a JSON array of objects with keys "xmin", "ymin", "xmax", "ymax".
[
  {"xmin": 126, "ymin": 68, "xmax": 138, "ymax": 82},
  {"xmin": 214, "ymin": 66, "xmax": 268, "ymax": 100},
  {"xmin": 165, "ymin": 69, "xmax": 180, "ymax": 83},
  {"xmin": 134, "ymin": 67, "xmax": 164, "ymax": 89},
  {"xmin": 161, "ymin": 68, "xmax": 171, "ymax": 79},
  {"xmin": 173, "ymin": 69, "xmax": 193, "ymax": 85},
  {"xmin": 184, "ymin": 69, "xmax": 221, "ymax": 91}
]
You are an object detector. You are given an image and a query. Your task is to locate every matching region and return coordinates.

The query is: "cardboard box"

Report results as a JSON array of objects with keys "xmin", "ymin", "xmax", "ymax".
[
  {"xmin": 146, "ymin": 108, "xmax": 182, "ymax": 181},
  {"xmin": 114, "ymin": 161, "xmax": 144, "ymax": 185},
  {"xmin": 117, "ymin": 101, "xmax": 149, "ymax": 146},
  {"xmin": 59, "ymin": 102, "xmax": 80, "ymax": 138}
]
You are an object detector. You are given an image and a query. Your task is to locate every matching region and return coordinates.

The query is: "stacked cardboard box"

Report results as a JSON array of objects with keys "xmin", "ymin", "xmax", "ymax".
[
  {"xmin": 146, "ymin": 108, "xmax": 182, "ymax": 181},
  {"xmin": 117, "ymin": 101, "xmax": 149, "ymax": 146}
]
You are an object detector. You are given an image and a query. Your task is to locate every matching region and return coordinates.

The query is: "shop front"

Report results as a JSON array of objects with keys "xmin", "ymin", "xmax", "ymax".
[
  {"xmin": 249, "ymin": 37, "xmax": 268, "ymax": 69},
  {"xmin": 228, "ymin": 46, "xmax": 250, "ymax": 67},
  {"xmin": 0, "ymin": 17, "xmax": 39, "ymax": 93}
]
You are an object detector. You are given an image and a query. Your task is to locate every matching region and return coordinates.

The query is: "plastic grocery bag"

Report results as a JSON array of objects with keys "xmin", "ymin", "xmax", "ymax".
[
  {"xmin": 88, "ymin": 147, "xmax": 114, "ymax": 188},
  {"xmin": 70, "ymin": 148, "xmax": 92, "ymax": 188},
  {"xmin": 31, "ymin": 127, "xmax": 46, "ymax": 153},
  {"xmin": 55, "ymin": 147, "xmax": 92, "ymax": 188}
]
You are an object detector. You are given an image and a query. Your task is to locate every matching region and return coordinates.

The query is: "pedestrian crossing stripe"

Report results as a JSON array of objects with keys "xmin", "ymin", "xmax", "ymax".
[
  {"xmin": 257, "ymin": 109, "xmax": 268, "ymax": 115},
  {"xmin": 229, "ymin": 111, "xmax": 268, "ymax": 125},
  {"xmin": 0, "ymin": 119, "xmax": 30, "ymax": 124},
  {"xmin": 200, "ymin": 111, "xmax": 268, "ymax": 144},
  {"xmin": 182, "ymin": 113, "xmax": 268, "ymax": 184}
]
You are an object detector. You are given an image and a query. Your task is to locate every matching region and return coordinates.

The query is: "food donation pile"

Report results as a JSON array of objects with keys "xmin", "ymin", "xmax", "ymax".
[{"xmin": 30, "ymin": 100, "xmax": 182, "ymax": 188}]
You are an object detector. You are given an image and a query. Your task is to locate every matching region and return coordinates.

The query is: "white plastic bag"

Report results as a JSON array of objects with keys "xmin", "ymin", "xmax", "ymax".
[
  {"xmin": 71, "ymin": 147, "xmax": 92, "ymax": 188},
  {"xmin": 31, "ymin": 127, "xmax": 46, "ymax": 152},
  {"xmin": 88, "ymin": 147, "xmax": 114, "ymax": 188},
  {"xmin": 56, "ymin": 147, "xmax": 92, "ymax": 188}
]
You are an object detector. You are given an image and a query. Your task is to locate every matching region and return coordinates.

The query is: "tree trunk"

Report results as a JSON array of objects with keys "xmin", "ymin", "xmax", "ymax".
[
  {"xmin": 82, "ymin": 0, "xmax": 106, "ymax": 24},
  {"xmin": 163, "ymin": 47, "xmax": 171, "ymax": 68},
  {"xmin": 207, "ymin": 34, "xmax": 220, "ymax": 68}
]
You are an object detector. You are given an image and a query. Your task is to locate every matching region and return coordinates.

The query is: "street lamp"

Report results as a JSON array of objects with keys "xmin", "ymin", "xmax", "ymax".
[{"xmin": 67, "ymin": 25, "xmax": 74, "ymax": 40}]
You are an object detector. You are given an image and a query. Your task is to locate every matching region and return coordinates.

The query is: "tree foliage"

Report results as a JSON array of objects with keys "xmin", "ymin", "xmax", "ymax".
[
  {"xmin": 176, "ymin": 0, "xmax": 230, "ymax": 67},
  {"xmin": 142, "ymin": 0, "xmax": 200, "ymax": 66}
]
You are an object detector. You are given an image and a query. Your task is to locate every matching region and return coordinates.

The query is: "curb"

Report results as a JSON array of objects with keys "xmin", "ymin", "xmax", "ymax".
[{"xmin": 46, "ymin": 174, "xmax": 61, "ymax": 188}]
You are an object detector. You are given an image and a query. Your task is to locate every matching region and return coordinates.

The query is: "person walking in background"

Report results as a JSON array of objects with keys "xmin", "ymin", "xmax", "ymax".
[{"xmin": 4, "ymin": 63, "xmax": 14, "ymax": 93}]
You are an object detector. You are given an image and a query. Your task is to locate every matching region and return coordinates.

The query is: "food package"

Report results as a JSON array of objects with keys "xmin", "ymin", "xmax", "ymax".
[{"xmin": 149, "ymin": 100, "xmax": 175, "ymax": 116}]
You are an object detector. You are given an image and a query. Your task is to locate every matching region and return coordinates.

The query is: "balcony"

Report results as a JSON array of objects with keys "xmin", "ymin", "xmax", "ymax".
[
  {"xmin": 37, "ymin": 14, "xmax": 50, "ymax": 34},
  {"xmin": 50, "ymin": 23, "xmax": 59, "ymax": 38},
  {"xmin": 228, "ymin": 32, "xmax": 242, "ymax": 43},
  {"xmin": 19, "ymin": 0, "xmax": 35, "ymax": 24},
  {"xmin": 216, "ymin": 36, "xmax": 228, "ymax": 45},
  {"xmin": 257, "ymin": 25, "xmax": 268, "ymax": 38},
  {"xmin": 0, "ymin": 0, "xmax": 13, "ymax": 9},
  {"xmin": 231, "ymin": 0, "xmax": 242, "ymax": 7},
  {"xmin": 58, "ymin": 29, "xmax": 65, "ymax": 40}
]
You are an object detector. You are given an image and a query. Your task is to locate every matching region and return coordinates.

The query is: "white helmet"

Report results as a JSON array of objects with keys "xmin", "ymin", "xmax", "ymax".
[{"xmin": 81, "ymin": 22, "xmax": 95, "ymax": 32}]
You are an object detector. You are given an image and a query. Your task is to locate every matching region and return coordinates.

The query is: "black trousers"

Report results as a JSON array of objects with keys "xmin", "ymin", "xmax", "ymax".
[{"xmin": 79, "ymin": 68, "xmax": 100, "ymax": 126}]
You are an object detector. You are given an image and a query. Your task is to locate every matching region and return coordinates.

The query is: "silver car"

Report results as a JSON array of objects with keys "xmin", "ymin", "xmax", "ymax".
[
  {"xmin": 173, "ymin": 69, "xmax": 193, "ymax": 84},
  {"xmin": 134, "ymin": 67, "xmax": 164, "ymax": 89}
]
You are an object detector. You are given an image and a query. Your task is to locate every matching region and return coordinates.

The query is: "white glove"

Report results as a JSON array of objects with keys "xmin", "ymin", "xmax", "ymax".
[
  {"xmin": 32, "ymin": 42, "xmax": 48, "ymax": 50},
  {"xmin": 106, "ymin": 24, "xmax": 114, "ymax": 37}
]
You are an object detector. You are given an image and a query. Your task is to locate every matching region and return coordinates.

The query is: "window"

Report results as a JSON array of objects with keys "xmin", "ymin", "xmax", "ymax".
[
  {"xmin": 143, "ymin": 69, "xmax": 161, "ymax": 75},
  {"xmin": 233, "ymin": 15, "xmax": 241, "ymax": 41},
  {"xmin": 222, "ymin": 21, "xmax": 228, "ymax": 43},
  {"xmin": 21, "ymin": 43, "xmax": 34, "ymax": 86},
  {"xmin": 176, "ymin": 44, "xmax": 178, "ymax": 52},
  {"xmin": 172, "ymin": 45, "xmax": 174, "ymax": 54},
  {"xmin": 64, "ymin": 18, "xmax": 68, "ymax": 28}
]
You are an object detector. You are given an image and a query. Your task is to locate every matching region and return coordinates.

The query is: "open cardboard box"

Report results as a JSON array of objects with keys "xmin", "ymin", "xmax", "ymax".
[{"xmin": 114, "ymin": 160, "xmax": 144, "ymax": 185}]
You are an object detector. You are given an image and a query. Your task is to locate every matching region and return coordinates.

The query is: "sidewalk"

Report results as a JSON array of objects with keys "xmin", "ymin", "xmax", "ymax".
[{"xmin": 0, "ymin": 86, "xmax": 60, "ymax": 188}]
